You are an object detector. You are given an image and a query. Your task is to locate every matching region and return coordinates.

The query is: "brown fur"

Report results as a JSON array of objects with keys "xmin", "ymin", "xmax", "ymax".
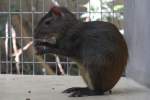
[{"xmin": 34, "ymin": 6, "xmax": 128, "ymax": 93}]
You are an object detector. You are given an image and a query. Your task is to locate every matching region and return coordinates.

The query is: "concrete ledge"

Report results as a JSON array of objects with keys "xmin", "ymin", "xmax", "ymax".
[{"xmin": 0, "ymin": 75, "xmax": 150, "ymax": 100}]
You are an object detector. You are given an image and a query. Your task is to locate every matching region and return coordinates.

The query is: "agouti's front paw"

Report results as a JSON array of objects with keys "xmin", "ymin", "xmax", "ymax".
[{"xmin": 62, "ymin": 87, "xmax": 104, "ymax": 97}]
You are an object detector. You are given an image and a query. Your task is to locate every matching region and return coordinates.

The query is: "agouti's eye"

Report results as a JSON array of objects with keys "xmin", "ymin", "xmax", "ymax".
[
  {"xmin": 44, "ymin": 18, "xmax": 52, "ymax": 26},
  {"xmin": 45, "ymin": 20, "xmax": 51, "ymax": 25}
]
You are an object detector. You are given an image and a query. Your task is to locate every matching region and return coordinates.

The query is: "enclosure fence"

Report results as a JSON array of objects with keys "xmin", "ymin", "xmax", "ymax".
[{"xmin": 0, "ymin": 0, "xmax": 124, "ymax": 75}]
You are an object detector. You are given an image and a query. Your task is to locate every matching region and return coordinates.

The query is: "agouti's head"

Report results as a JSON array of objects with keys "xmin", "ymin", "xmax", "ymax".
[{"xmin": 34, "ymin": 6, "xmax": 77, "ymax": 54}]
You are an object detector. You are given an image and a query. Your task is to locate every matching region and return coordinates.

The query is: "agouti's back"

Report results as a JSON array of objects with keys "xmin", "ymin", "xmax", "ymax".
[{"xmin": 78, "ymin": 21, "xmax": 128, "ymax": 92}]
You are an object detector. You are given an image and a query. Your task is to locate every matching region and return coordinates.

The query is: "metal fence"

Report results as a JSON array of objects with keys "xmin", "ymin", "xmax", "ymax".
[{"xmin": 0, "ymin": 0, "xmax": 124, "ymax": 75}]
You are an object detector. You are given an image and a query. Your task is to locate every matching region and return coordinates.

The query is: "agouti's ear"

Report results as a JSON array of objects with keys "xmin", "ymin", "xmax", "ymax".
[{"xmin": 50, "ymin": 6, "xmax": 64, "ymax": 17}]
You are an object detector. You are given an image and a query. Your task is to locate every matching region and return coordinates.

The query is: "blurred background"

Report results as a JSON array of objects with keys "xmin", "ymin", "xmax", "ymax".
[{"xmin": 0, "ymin": 0, "xmax": 124, "ymax": 75}]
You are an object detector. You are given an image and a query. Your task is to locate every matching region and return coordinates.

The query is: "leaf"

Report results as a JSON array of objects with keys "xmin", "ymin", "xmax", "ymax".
[{"xmin": 113, "ymin": 5, "xmax": 124, "ymax": 11}]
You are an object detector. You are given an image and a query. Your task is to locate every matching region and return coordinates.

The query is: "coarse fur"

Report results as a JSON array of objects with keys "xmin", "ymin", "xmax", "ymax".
[{"xmin": 34, "ymin": 6, "xmax": 128, "ymax": 97}]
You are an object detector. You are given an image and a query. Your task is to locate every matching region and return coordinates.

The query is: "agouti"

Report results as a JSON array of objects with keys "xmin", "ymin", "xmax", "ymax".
[{"xmin": 33, "ymin": 6, "xmax": 128, "ymax": 97}]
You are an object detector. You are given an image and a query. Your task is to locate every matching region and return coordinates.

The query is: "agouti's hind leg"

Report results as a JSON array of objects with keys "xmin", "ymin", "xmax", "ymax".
[{"xmin": 62, "ymin": 87, "xmax": 104, "ymax": 97}]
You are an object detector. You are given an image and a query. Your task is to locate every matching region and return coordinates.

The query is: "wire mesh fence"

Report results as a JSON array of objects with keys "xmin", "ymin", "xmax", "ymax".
[{"xmin": 0, "ymin": 0, "xmax": 124, "ymax": 75}]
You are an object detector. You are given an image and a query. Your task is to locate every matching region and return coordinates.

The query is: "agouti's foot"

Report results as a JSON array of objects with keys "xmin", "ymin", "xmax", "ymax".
[
  {"xmin": 62, "ymin": 87, "xmax": 104, "ymax": 97},
  {"xmin": 109, "ymin": 90, "xmax": 112, "ymax": 94}
]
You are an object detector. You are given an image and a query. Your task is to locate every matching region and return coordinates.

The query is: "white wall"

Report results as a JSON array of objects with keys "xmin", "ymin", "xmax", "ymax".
[{"xmin": 124, "ymin": 0, "xmax": 150, "ymax": 88}]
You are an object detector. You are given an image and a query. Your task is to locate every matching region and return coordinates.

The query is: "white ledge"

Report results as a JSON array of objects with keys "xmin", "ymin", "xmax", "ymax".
[{"xmin": 0, "ymin": 75, "xmax": 150, "ymax": 100}]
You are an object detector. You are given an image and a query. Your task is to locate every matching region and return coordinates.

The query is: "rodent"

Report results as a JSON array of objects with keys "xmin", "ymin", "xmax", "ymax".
[{"xmin": 33, "ymin": 6, "xmax": 128, "ymax": 97}]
